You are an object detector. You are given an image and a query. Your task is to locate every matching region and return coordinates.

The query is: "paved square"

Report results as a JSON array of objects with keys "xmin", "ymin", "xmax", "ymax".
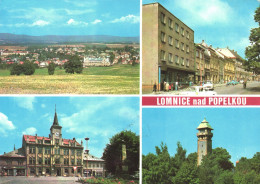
[{"xmin": 0, "ymin": 176, "xmax": 80, "ymax": 184}]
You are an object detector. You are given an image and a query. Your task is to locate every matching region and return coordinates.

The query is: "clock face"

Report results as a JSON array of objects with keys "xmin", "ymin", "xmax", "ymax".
[{"xmin": 55, "ymin": 132, "xmax": 59, "ymax": 136}]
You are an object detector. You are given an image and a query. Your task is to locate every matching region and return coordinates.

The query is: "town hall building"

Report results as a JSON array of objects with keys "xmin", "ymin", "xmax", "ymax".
[{"xmin": 0, "ymin": 108, "xmax": 104, "ymax": 177}]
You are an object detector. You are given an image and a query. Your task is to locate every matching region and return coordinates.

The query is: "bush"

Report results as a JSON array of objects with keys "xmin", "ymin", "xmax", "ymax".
[
  {"xmin": 23, "ymin": 61, "xmax": 35, "ymax": 75},
  {"xmin": 10, "ymin": 64, "xmax": 24, "ymax": 75},
  {"xmin": 48, "ymin": 62, "xmax": 55, "ymax": 75}
]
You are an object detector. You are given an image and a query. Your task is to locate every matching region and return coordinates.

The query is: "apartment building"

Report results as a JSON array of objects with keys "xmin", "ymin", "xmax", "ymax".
[{"xmin": 142, "ymin": 3, "xmax": 195, "ymax": 92}]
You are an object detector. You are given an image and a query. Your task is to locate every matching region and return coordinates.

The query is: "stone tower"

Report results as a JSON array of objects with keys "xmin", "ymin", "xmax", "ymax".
[{"xmin": 197, "ymin": 118, "xmax": 213, "ymax": 166}]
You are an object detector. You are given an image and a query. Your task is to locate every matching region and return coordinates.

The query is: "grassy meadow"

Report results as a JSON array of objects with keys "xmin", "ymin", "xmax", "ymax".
[{"xmin": 0, "ymin": 64, "xmax": 139, "ymax": 94}]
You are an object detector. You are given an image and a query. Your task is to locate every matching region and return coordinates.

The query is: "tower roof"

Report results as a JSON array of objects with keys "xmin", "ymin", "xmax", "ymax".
[
  {"xmin": 52, "ymin": 105, "xmax": 59, "ymax": 126},
  {"xmin": 197, "ymin": 118, "xmax": 213, "ymax": 130}
]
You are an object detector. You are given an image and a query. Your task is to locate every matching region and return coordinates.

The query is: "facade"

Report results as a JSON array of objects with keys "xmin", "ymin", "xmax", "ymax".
[
  {"xmin": 197, "ymin": 118, "xmax": 213, "ymax": 166},
  {"xmin": 195, "ymin": 44, "xmax": 205, "ymax": 84},
  {"xmin": 0, "ymin": 108, "xmax": 104, "ymax": 177},
  {"xmin": 142, "ymin": 3, "xmax": 195, "ymax": 92},
  {"xmin": 83, "ymin": 152, "xmax": 104, "ymax": 177},
  {"xmin": 83, "ymin": 57, "xmax": 110, "ymax": 67}
]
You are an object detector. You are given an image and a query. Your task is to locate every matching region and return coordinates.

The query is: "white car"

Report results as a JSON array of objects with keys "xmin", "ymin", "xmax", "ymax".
[
  {"xmin": 203, "ymin": 81, "xmax": 214, "ymax": 90},
  {"xmin": 180, "ymin": 86, "xmax": 217, "ymax": 96},
  {"xmin": 239, "ymin": 80, "xmax": 244, "ymax": 84}
]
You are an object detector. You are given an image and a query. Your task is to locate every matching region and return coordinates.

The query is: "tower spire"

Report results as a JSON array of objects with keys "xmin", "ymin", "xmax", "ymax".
[{"xmin": 53, "ymin": 104, "xmax": 59, "ymax": 126}]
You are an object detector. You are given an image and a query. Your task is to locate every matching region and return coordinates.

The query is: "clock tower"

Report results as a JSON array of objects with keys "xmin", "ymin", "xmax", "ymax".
[
  {"xmin": 50, "ymin": 106, "xmax": 62, "ymax": 144},
  {"xmin": 197, "ymin": 118, "xmax": 213, "ymax": 166}
]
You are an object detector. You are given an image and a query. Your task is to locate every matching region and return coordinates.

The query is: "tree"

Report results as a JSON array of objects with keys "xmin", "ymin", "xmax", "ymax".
[
  {"xmin": 245, "ymin": 6, "xmax": 260, "ymax": 74},
  {"xmin": 109, "ymin": 52, "xmax": 115, "ymax": 64},
  {"xmin": 64, "ymin": 55, "xmax": 83, "ymax": 74},
  {"xmin": 142, "ymin": 142, "xmax": 174, "ymax": 184},
  {"xmin": 48, "ymin": 62, "xmax": 55, "ymax": 75},
  {"xmin": 10, "ymin": 64, "xmax": 24, "ymax": 75},
  {"xmin": 102, "ymin": 130, "xmax": 139, "ymax": 175},
  {"xmin": 23, "ymin": 61, "xmax": 35, "ymax": 75}
]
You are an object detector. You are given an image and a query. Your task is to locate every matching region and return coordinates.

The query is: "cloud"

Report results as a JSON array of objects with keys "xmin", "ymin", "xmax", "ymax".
[
  {"xmin": 92, "ymin": 19, "xmax": 102, "ymax": 24},
  {"xmin": 174, "ymin": 0, "xmax": 233, "ymax": 26},
  {"xmin": 65, "ymin": 9, "xmax": 94, "ymax": 15},
  {"xmin": 32, "ymin": 20, "xmax": 49, "ymax": 26},
  {"xmin": 111, "ymin": 15, "xmax": 140, "ymax": 23},
  {"xmin": 67, "ymin": 18, "xmax": 88, "ymax": 26},
  {"xmin": 0, "ymin": 112, "xmax": 16, "ymax": 135},
  {"xmin": 22, "ymin": 127, "xmax": 37, "ymax": 135},
  {"xmin": 64, "ymin": 0, "xmax": 97, "ymax": 7},
  {"xmin": 15, "ymin": 97, "xmax": 36, "ymax": 111}
]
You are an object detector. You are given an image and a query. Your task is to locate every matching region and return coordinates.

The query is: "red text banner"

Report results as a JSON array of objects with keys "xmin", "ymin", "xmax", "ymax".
[{"xmin": 142, "ymin": 96, "xmax": 260, "ymax": 106}]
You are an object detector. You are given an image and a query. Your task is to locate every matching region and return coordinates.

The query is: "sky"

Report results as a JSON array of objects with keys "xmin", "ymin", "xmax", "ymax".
[
  {"xmin": 0, "ymin": 0, "xmax": 140, "ymax": 37},
  {"xmin": 142, "ymin": 107, "xmax": 260, "ymax": 164},
  {"xmin": 0, "ymin": 96, "xmax": 140, "ymax": 158},
  {"xmin": 143, "ymin": 0, "xmax": 260, "ymax": 58}
]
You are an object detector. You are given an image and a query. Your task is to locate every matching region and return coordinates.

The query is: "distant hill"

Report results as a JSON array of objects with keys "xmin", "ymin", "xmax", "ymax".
[{"xmin": 0, "ymin": 33, "xmax": 139, "ymax": 44}]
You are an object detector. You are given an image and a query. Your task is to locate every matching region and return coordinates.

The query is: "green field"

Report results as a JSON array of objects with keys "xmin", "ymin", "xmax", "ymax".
[{"xmin": 0, "ymin": 64, "xmax": 139, "ymax": 94}]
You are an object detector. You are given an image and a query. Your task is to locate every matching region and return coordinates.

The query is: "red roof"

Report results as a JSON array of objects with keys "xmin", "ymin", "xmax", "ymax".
[{"xmin": 23, "ymin": 135, "xmax": 79, "ymax": 145}]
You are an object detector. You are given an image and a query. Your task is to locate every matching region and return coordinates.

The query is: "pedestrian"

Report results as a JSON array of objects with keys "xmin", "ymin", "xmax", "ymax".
[
  {"xmin": 153, "ymin": 83, "xmax": 157, "ymax": 92},
  {"xmin": 175, "ymin": 81, "xmax": 178, "ymax": 91},
  {"xmin": 243, "ymin": 80, "xmax": 247, "ymax": 89}
]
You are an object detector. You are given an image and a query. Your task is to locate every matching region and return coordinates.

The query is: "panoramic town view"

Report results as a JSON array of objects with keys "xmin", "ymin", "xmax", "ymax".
[
  {"xmin": 0, "ymin": 0, "xmax": 140, "ymax": 94},
  {"xmin": 142, "ymin": 0, "xmax": 260, "ymax": 95}
]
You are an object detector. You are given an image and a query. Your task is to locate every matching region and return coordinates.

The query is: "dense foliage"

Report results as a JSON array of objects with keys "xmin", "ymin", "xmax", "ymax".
[
  {"xmin": 10, "ymin": 61, "xmax": 35, "ymax": 75},
  {"xmin": 78, "ymin": 177, "xmax": 138, "ymax": 184},
  {"xmin": 102, "ymin": 131, "xmax": 139, "ymax": 175},
  {"xmin": 142, "ymin": 142, "xmax": 260, "ymax": 184},
  {"xmin": 48, "ymin": 62, "xmax": 55, "ymax": 75},
  {"xmin": 245, "ymin": 6, "xmax": 260, "ymax": 74},
  {"xmin": 64, "ymin": 55, "xmax": 83, "ymax": 74}
]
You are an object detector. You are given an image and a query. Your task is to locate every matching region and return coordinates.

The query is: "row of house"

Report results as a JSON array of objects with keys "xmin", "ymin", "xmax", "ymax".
[
  {"xmin": 142, "ymin": 3, "xmax": 254, "ymax": 92},
  {"xmin": 0, "ymin": 110, "xmax": 104, "ymax": 177}
]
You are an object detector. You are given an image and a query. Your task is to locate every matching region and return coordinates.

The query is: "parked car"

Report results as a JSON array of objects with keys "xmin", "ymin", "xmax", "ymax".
[
  {"xmin": 203, "ymin": 80, "xmax": 214, "ymax": 90},
  {"xmin": 180, "ymin": 86, "xmax": 217, "ymax": 96},
  {"xmin": 239, "ymin": 80, "xmax": 244, "ymax": 84},
  {"xmin": 227, "ymin": 80, "xmax": 239, "ymax": 85}
]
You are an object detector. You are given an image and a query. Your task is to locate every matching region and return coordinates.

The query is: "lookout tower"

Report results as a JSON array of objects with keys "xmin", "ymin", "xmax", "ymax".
[{"xmin": 197, "ymin": 118, "xmax": 213, "ymax": 166}]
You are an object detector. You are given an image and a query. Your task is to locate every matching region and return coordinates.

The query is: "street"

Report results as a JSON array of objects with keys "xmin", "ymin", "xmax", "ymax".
[
  {"xmin": 0, "ymin": 176, "xmax": 79, "ymax": 184},
  {"xmin": 214, "ymin": 81, "xmax": 260, "ymax": 95}
]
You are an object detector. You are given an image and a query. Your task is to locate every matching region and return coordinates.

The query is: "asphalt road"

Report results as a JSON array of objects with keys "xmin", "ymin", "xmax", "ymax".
[
  {"xmin": 0, "ymin": 176, "xmax": 79, "ymax": 184},
  {"xmin": 214, "ymin": 81, "xmax": 260, "ymax": 95}
]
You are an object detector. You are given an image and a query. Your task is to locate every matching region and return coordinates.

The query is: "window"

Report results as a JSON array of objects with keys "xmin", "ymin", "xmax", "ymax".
[
  {"xmin": 71, "ymin": 158, "xmax": 75, "ymax": 165},
  {"xmin": 55, "ymin": 158, "xmax": 60, "ymax": 164},
  {"xmin": 30, "ymin": 168, "xmax": 35, "ymax": 174},
  {"xmin": 186, "ymin": 31, "xmax": 190, "ymax": 39},
  {"xmin": 18, "ymin": 161, "xmax": 23, "ymax": 166},
  {"xmin": 38, "ymin": 157, "xmax": 42, "ymax": 164},
  {"xmin": 77, "ymin": 159, "xmax": 81, "ymax": 166},
  {"xmin": 186, "ymin": 45, "xmax": 190, "ymax": 53},
  {"xmin": 161, "ymin": 12, "xmax": 166, "ymax": 24},
  {"xmin": 55, "ymin": 148, "xmax": 60, "ymax": 155},
  {"xmin": 186, "ymin": 59, "xmax": 190, "ymax": 67},
  {"xmin": 175, "ymin": 55, "xmax": 179, "ymax": 64},
  {"xmin": 29, "ymin": 157, "xmax": 35, "ymax": 164},
  {"xmin": 65, "ymin": 169, "xmax": 68, "ymax": 174},
  {"xmin": 196, "ymin": 50, "xmax": 199, "ymax": 57},
  {"xmin": 46, "ymin": 168, "xmax": 50, "ymax": 174},
  {"xmin": 55, "ymin": 139, "xmax": 59, "ymax": 144},
  {"xmin": 7, "ymin": 160, "xmax": 12, "ymax": 165},
  {"xmin": 71, "ymin": 168, "xmax": 74, "ymax": 174},
  {"xmin": 181, "ymin": 27, "xmax": 184, "ymax": 36},
  {"xmin": 77, "ymin": 168, "xmax": 81, "ymax": 173},
  {"xmin": 161, "ymin": 32, "xmax": 166, "ymax": 43},
  {"xmin": 175, "ymin": 39, "xmax": 179, "ymax": 49},
  {"xmin": 45, "ymin": 148, "xmax": 50, "ymax": 154},
  {"xmin": 77, "ymin": 150, "xmax": 82, "ymax": 156},
  {"xmin": 181, "ymin": 42, "xmax": 184, "ymax": 51},
  {"xmin": 38, "ymin": 140, "xmax": 42, "ymax": 144},
  {"xmin": 161, "ymin": 50, "xmax": 166, "ymax": 60},
  {"xmin": 168, "ymin": 53, "xmax": 173, "ymax": 63},
  {"xmin": 168, "ymin": 18, "xmax": 173, "ymax": 29},
  {"xmin": 38, "ymin": 147, "xmax": 42, "ymax": 154},
  {"xmin": 175, "ymin": 23, "xmax": 179, "ymax": 33},
  {"xmin": 181, "ymin": 57, "xmax": 184, "ymax": 65},
  {"xmin": 71, "ymin": 150, "xmax": 75, "ymax": 155},
  {"xmin": 45, "ymin": 157, "xmax": 50, "ymax": 165},
  {"xmin": 200, "ymin": 52, "xmax": 203, "ymax": 59},
  {"xmin": 168, "ymin": 36, "xmax": 173, "ymax": 46},
  {"xmin": 29, "ymin": 147, "xmax": 35, "ymax": 154},
  {"xmin": 64, "ymin": 149, "xmax": 69, "ymax": 155},
  {"xmin": 88, "ymin": 163, "xmax": 92, "ymax": 168},
  {"xmin": 64, "ymin": 158, "xmax": 69, "ymax": 165}
]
